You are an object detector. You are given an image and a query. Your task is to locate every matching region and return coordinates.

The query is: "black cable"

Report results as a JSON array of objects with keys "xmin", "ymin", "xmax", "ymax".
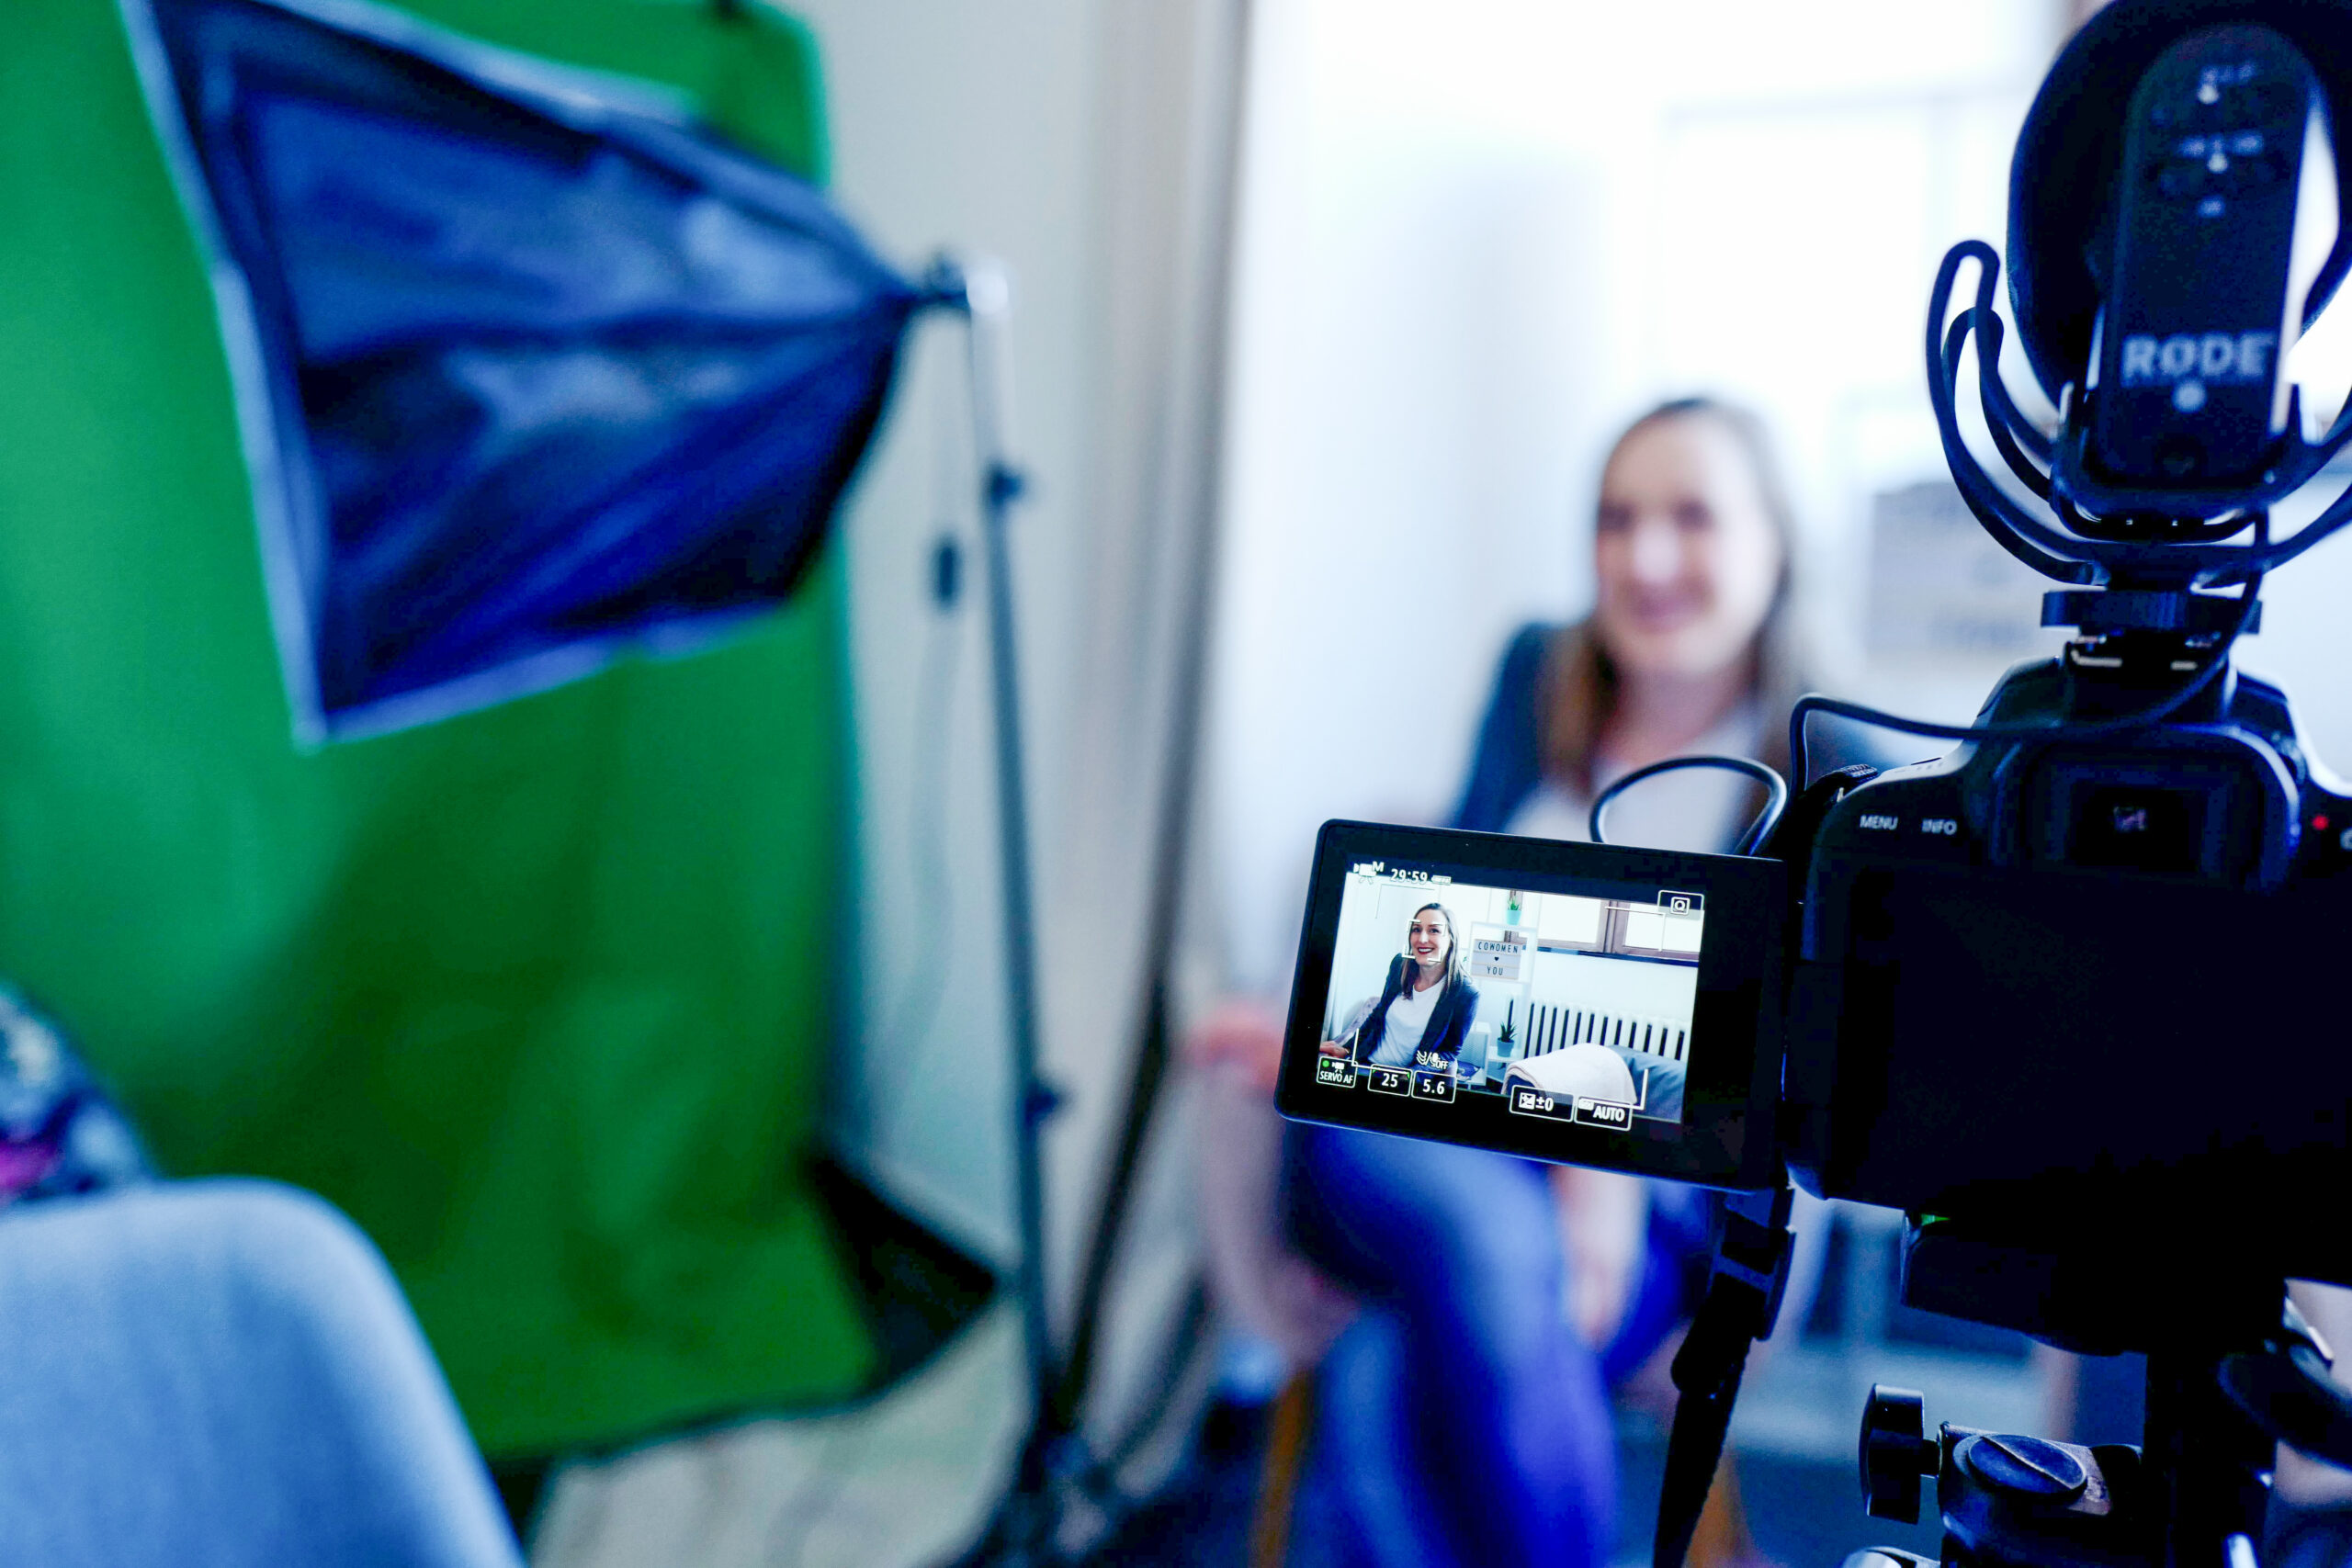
[
  {"xmin": 1653, "ymin": 1296, "xmax": 1757, "ymax": 1568},
  {"xmin": 1976, "ymin": 327, "xmax": 2056, "ymax": 466},
  {"xmin": 1787, "ymin": 566, "xmax": 2265, "ymax": 789},
  {"xmin": 1946, "ymin": 233, "xmax": 2060, "ymax": 468},
  {"xmin": 1652, "ymin": 1187, "xmax": 1794, "ymax": 1568},
  {"xmin": 1965, "ymin": 307, "xmax": 2054, "ymax": 501},
  {"xmin": 1085, "ymin": 1274, "xmax": 1215, "ymax": 1483},
  {"xmin": 1587, "ymin": 755, "xmax": 1789, "ymax": 856}
]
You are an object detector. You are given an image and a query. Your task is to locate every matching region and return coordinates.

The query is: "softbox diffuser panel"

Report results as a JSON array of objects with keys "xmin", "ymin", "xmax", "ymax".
[{"xmin": 127, "ymin": 0, "xmax": 920, "ymax": 740}]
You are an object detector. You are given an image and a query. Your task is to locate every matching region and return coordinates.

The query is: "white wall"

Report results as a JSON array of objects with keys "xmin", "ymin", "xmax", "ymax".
[
  {"xmin": 790, "ymin": 0, "xmax": 1102, "ymax": 1261},
  {"xmin": 1527, "ymin": 950, "xmax": 1697, "ymax": 1029},
  {"xmin": 1209, "ymin": 0, "xmax": 2059, "ymax": 995},
  {"xmin": 1210, "ymin": 0, "xmax": 2352, "ymax": 1012}
]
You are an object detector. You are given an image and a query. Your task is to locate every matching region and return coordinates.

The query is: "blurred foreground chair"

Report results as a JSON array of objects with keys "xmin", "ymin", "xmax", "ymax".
[{"xmin": 0, "ymin": 1179, "xmax": 521, "ymax": 1568}]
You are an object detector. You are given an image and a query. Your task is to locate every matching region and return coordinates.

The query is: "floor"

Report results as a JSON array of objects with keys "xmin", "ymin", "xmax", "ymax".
[
  {"xmin": 529, "ymin": 1306, "xmax": 1027, "ymax": 1568},
  {"xmin": 522, "ymin": 1307, "xmax": 2049, "ymax": 1568},
  {"xmin": 521, "ymin": 1204, "xmax": 2060, "ymax": 1568}
]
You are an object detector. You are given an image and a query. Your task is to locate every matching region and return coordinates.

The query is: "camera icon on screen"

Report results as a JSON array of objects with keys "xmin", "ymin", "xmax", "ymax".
[{"xmin": 1657, "ymin": 891, "xmax": 1704, "ymax": 916}]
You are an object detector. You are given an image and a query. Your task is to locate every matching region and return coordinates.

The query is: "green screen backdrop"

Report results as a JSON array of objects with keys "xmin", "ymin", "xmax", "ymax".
[{"xmin": 0, "ymin": 0, "xmax": 877, "ymax": 1454}]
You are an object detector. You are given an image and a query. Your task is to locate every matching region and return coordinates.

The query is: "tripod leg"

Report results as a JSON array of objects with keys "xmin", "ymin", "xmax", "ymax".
[
  {"xmin": 2143, "ymin": 1286, "xmax": 2279, "ymax": 1568},
  {"xmin": 1249, "ymin": 1373, "xmax": 1316, "ymax": 1568}
]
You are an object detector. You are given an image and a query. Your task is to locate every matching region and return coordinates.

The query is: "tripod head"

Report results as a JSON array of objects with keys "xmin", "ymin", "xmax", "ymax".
[{"xmin": 1835, "ymin": 1229, "xmax": 2352, "ymax": 1568}]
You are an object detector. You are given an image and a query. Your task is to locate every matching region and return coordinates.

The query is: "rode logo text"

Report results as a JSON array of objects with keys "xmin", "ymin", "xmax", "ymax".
[{"xmin": 2120, "ymin": 331, "xmax": 2277, "ymax": 386}]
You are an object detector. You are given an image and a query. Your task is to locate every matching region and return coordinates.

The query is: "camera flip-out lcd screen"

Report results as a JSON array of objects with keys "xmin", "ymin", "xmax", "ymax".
[{"xmin": 1276, "ymin": 821, "xmax": 1786, "ymax": 1189}]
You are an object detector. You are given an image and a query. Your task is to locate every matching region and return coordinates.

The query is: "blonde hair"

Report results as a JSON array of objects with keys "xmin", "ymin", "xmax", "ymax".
[{"xmin": 1538, "ymin": 397, "xmax": 1807, "ymax": 792}]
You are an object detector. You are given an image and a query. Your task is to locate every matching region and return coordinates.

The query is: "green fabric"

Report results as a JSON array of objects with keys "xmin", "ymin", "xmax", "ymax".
[{"xmin": 0, "ymin": 0, "xmax": 876, "ymax": 1454}]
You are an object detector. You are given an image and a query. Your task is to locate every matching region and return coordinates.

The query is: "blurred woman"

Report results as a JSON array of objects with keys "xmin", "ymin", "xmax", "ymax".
[
  {"xmin": 1285, "ymin": 396, "xmax": 1807, "ymax": 1568},
  {"xmin": 1456, "ymin": 394, "xmax": 1803, "ymax": 848}
]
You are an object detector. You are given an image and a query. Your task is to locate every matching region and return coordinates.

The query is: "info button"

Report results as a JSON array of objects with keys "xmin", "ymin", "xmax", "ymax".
[{"xmin": 1911, "ymin": 812, "xmax": 1969, "ymax": 856}]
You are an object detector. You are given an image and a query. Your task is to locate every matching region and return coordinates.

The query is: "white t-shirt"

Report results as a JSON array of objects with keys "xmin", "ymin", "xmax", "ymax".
[
  {"xmin": 1505, "ymin": 701, "xmax": 1764, "ymax": 853},
  {"xmin": 1368, "ymin": 979, "xmax": 1442, "ymax": 1067}
]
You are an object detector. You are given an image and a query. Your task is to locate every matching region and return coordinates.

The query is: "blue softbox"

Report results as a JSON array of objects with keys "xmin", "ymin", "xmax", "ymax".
[{"xmin": 124, "ymin": 0, "xmax": 922, "ymax": 740}]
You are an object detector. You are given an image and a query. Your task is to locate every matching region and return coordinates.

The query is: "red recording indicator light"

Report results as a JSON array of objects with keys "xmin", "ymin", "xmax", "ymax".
[{"xmin": 2316, "ymin": 815, "xmax": 2332, "ymax": 833}]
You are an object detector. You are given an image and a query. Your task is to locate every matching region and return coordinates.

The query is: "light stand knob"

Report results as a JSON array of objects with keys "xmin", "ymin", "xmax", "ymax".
[{"xmin": 1860, "ymin": 1384, "xmax": 1939, "ymax": 1523}]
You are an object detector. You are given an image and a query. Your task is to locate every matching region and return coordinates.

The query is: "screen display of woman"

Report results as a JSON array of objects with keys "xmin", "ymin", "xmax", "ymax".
[{"xmin": 1314, "ymin": 860, "xmax": 1704, "ymax": 1128}]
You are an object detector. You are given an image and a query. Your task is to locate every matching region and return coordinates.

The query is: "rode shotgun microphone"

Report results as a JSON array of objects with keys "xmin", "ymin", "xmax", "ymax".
[{"xmin": 2084, "ymin": 24, "xmax": 2336, "ymax": 492}]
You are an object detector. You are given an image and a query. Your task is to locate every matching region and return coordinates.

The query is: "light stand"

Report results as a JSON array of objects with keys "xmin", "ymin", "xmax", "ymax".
[
  {"xmin": 928, "ymin": 246, "xmax": 1223, "ymax": 1564},
  {"xmin": 923, "ymin": 257, "xmax": 1067, "ymax": 1568}
]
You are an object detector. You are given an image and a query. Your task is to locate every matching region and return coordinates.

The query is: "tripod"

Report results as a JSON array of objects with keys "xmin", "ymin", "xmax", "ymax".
[{"xmin": 1663, "ymin": 1196, "xmax": 2352, "ymax": 1568}]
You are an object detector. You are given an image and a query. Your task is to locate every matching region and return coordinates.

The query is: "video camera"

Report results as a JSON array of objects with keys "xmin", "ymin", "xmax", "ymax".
[{"xmin": 1276, "ymin": 6, "xmax": 2352, "ymax": 1567}]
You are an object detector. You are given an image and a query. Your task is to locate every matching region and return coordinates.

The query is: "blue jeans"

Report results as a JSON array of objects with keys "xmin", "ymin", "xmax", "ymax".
[{"xmin": 1286, "ymin": 1125, "xmax": 1706, "ymax": 1568}]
